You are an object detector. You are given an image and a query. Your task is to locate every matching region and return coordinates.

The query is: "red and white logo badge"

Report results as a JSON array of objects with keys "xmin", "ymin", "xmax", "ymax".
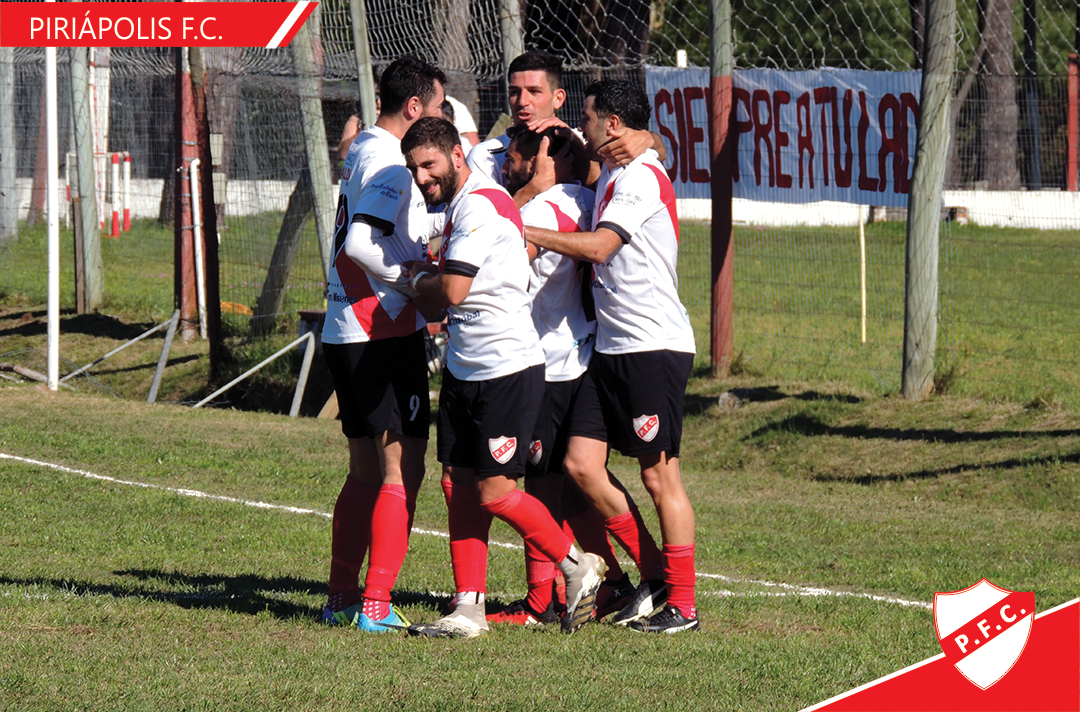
[
  {"xmin": 489, "ymin": 436, "xmax": 517, "ymax": 465},
  {"xmin": 933, "ymin": 579, "xmax": 1035, "ymax": 690},
  {"xmin": 633, "ymin": 414, "xmax": 659, "ymax": 442},
  {"xmin": 528, "ymin": 439, "xmax": 543, "ymax": 466}
]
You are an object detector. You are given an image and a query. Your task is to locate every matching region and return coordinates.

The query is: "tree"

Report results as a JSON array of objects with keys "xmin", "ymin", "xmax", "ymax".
[{"xmin": 977, "ymin": 0, "xmax": 1021, "ymax": 189}]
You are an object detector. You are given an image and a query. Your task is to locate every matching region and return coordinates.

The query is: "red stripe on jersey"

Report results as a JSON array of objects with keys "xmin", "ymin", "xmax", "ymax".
[
  {"xmin": 546, "ymin": 201, "xmax": 582, "ymax": 232},
  {"xmin": 335, "ymin": 252, "xmax": 418, "ymax": 340},
  {"xmin": 597, "ymin": 180, "xmax": 617, "ymax": 221},
  {"xmin": 644, "ymin": 163, "xmax": 680, "ymax": 243},
  {"xmin": 474, "ymin": 188, "xmax": 525, "ymax": 243}
]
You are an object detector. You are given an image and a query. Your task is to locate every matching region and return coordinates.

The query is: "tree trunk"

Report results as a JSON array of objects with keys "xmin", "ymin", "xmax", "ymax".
[
  {"xmin": 433, "ymin": 0, "xmax": 478, "ymax": 126},
  {"xmin": 977, "ymin": 0, "xmax": 1020, "ymax": 190}
]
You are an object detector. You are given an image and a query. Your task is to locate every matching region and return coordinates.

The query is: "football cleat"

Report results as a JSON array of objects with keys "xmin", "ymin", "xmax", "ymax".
[
  {"xmin": 594, "ymin": 573, "xmax": 638, "ymax": 620},
  {"xmin": 487, "ymin": 599, "xmax": 559, "ymax": 626},
  {"xmin": 611, "ymin": 579, "xmax": 668, "ymax": 626},
  {"xmin": 321, "ymin": 603, "xmax": 362, "ymax": 627},
  {"xmin": 357, "ymin": 605, "xmax": 411, "ymax": 633},
  {"xmin": 626, "ymin": 604, "xmax": 700, "ymax": 634},
  {"xmin": 409, "ymin": 598, "xmax": 489, "ymax": 639},
  {"xmin": 561, "ymin": 552, "xmax": 606, "ymax": 634}
]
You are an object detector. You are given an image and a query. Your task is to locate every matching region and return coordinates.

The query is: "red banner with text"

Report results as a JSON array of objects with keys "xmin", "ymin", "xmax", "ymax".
[{"xmin": 647, "ymin": 68, "xmax": 922, "ymax": 206}]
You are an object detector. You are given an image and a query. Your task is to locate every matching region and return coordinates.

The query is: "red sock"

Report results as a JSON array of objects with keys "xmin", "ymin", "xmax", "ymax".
[
  {"xmin": 605, "ymin": 509, "xmax": 664, "ymax": 580},
  {"xmin": 481, "ymin": 490, "xmax": 572, "ymax": 563},
  {"xmin": 446, "ymin": 480, "xmax": 492, "ymax": 593},
  {"xmin": 363, "ymin": 484, "xmax": 410, "ymax": 602},
  {"xmin": 567, "ymin": 508, "xmax": 623, "ymax": 579},
  {"xmin": 524, "ymin": 542, "xmax": 556, "ymax": 613},
  {"xmin": 328, "ymin": 477, "xmax": 378, "ymax": 608},
  {"xmin": 361, "ymin": 597, "xmax": 390, "ymax": 621},
  {"xmin": 663, "ymin": 544, "xmax": 697, "ymax": 619}
]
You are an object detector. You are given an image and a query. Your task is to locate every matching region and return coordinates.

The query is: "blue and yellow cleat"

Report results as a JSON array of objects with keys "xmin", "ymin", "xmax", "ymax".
[
  {"xmin": 357, "ymin": 605, "xmax": 411, "ymax": 633},
  {"xmin": 323, "ymin": 603, "xmax": 410, "ymax": 632},
  {"xmin": 321, "ymin": 603, "xmax": 362, "ymax": 627}
]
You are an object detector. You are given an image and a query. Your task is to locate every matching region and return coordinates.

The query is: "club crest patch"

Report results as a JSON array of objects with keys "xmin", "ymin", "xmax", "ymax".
[
  {"xmin": 489, "ymin": 436, "xmax": 517, "ymax": 465},
  {"xmin": 633, "ymin": 414, "xmax": 659, "ymax": 442},
  {"xmin": 528, "ymin": 439, "xmax": 543, "ymax": 466},
  {"xmin": 933, "ymin": 579, "xmax": 1035, "ymax": 690}
]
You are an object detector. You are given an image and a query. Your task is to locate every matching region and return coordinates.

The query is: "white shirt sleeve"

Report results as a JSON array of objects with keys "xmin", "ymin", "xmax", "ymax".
[{"xmin": 342, "ymin": 218, "xmax": 408, "ymax": 287}]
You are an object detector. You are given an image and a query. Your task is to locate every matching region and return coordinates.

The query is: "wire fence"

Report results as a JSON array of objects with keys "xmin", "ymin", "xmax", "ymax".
[{"xmin": 3, "ymin": 1, "xmax": 1080, "ymax": 408}]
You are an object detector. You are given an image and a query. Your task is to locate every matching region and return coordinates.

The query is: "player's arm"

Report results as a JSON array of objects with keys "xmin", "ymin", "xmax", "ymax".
[
  {"xmin": 338, "ymin": 114, "xmax": 361, "ymax": 160},
  {"xmin": 596, "ymin": 128, "xmax": 667, "ymax": 167},
  {"xmin": 343, "ymin": 214, "xmax": 409, "ymax": 288},
  {"xmin": 525, "ymin": 225, "xmax": 623, "ymax": 264},
  {"xmin": 407, "ymin": 263, "xmax": 473, "ymax": 307}
]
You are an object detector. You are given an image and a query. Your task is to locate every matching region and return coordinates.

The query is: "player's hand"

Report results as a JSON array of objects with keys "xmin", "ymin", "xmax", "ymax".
[
  {"xmin": 526, "ymin": 136, "xmax": 557, "ymax": 195},
  {"xmin": 406, "ymin": 262, "xmax": 439, "ymax": 280},
  {"xmin": 525, "ymin": 116, "xmax": 569, "ymax": 133},
  {"xmin": 596, "ymin": 126, "xmax": 652, "ymax": 168}
]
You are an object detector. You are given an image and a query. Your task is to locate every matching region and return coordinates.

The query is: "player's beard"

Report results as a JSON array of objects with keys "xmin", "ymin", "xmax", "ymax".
[
  {"xmin": 421, "ymin": 163, "xmax": 460, "ymax": 207},
  {"xmin": 504, "ymin": 167, "xmax": 528, "ymax": 196}
]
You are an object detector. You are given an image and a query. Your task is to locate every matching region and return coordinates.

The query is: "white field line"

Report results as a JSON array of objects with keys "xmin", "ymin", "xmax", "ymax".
[{"xmin": 1, "ymin": 452, "xmax": 930, "ymax": 610}]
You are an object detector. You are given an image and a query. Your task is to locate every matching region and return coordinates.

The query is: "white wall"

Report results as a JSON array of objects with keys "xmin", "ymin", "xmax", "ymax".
[{"xmin": 12, "ymin": 178, "xmax": 1080, "ymax": 230}]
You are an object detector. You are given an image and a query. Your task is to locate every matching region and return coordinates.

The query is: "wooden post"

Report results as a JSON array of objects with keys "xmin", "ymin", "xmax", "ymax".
[
  {"xmin": 709, "ymin": 0, "xmax": 734, "ymax": 377},
  {"xmin": 1068, "ymin": 54, "xmax": 1078, "ymax": 192},
  {"xmin": 348, "ymin": 0, "xmax": 379, "ymax": 130},
  {"xmin": 292, "ymin": 12, "xmax": 335, "ymax": 280},
  {"xmin": 250, "ymin": 170, "xmax": 315, "ymax": 337},
  {"xmin": 191, "ymin": 48, "xmax": 223, "ymax": 378},
  {"xmin": 0, "ymin": 47, "xmax": 16, "ymax": 245},
  {"xmin": 1021, "ymin": 0, "xmax": 1041, "ymax": 188},
  {"xmin": 498, "ymin": 0, "xmax": 524, "ymax": 112},
  {"xmin": 70, "ymin": 47, "xmax": 103, "ymax": 310},
  {"xmin": 902, "ymin": 0, "xmax": 957, "ymax": 400}
]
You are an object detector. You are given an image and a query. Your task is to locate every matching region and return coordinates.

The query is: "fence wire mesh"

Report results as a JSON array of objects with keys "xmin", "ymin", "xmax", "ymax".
[{"xmin": 2, "ymin": 0, "xmax": 1080, "ymax": 407}]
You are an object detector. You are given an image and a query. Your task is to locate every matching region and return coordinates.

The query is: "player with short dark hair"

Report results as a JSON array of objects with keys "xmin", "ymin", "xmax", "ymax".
[
  {"xmin": 402, "ymin": 117, "xmax": 607, "ymax": 638},
  {"xmin": 467, "ymin": 50, "xmax": 665, "ymax": 209},
  {"xmin": 525, "ymin": 79, "xmax": 700, "ymax": 634},
  {"xmin": 320, "ymin": 55, "xmax": 447, "ymax": 633}
]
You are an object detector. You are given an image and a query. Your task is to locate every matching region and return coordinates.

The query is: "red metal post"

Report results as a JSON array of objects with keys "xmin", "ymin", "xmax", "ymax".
[
  {"xmin": 175, "ymin": 48, "xmax": 199, "ymax": 340},
  {"xmin": 710, "ymin": 73, "xmax": 734, "ymax": 377}
]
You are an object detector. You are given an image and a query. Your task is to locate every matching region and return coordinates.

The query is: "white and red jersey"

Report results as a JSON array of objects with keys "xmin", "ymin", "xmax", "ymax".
[
  {"xmin": 323, "ymin": 125, "xmax": 435, "ymax": 345},
  {"xmin": 465, "ymin": 134, "xmax": 511, "ymax": 185},
  {"xmin": 520, "ymin": 183, "xmax": 596, "ymax": 382},
  {"xmin": 440, "ymin": 171, "xmax": 545, "ymax": 381},
  {"xmin": 591, "ymin": 150, "xmax": 696, "ymax": 355}
]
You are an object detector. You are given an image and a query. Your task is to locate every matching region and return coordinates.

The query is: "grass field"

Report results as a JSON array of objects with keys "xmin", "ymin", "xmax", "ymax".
[
  {"xmin": 3, "ymin": 378, "xmax": 1079, "ymax": 710},
  {"xmin": 2, "ymin": 212, "xmax": 1080, "ymax": 709},
  {"xmin": 5, "ymin": 215, "xmax": 1080, "ymax": 409}
]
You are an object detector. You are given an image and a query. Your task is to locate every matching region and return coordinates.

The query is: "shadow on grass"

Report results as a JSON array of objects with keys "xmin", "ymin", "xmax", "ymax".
[
  {"xmin": 747, "ymin": 413, "xmax": 1080, "ymax": 444},
  {"xmin": 0, "ymin": 310, "xmax": 163, "ymax": 342},
  {"xmin": 687, "ymin": 386, "xmax": 862, "ymax": 417},
  {"xmin": 0, "ymin": 570, "xmax": 445, "ymax": 623},
  {"xmin": 811, "ymin": 449, "xmax": 1080, "ymax": 485}
]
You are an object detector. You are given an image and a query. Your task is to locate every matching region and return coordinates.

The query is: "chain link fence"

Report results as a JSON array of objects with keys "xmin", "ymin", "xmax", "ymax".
[{"xmin": 3, "ymin": 0, "xmax": 1080, "ymax": 406}]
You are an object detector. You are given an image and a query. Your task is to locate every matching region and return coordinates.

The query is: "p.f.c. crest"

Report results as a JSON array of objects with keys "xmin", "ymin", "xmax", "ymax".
[{"xmin": 933, "ymin": 579, "xmax": 1035, "ymax": 690}]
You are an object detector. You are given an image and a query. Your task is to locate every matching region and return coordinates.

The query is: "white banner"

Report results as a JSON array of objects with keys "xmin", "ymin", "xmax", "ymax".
[{"xmin": 647, "ymin": 68, "xmax": 922, "ymax": 207}]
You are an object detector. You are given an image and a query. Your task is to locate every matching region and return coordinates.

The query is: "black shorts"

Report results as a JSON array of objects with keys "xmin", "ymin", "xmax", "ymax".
[
  {"xmin": 591, "ymin": 350, "xmax": 693, "ymax": 458},
  {"xmin": 323, "ymin": 330, "xmax": 431, "ymax": 440},
  {"xmin": 526, "ymin": 373, "xmax": 608, "ymax": 478},
  {"xmin": 437, "ymin": 364, "xmax": 544, "ymax": 478}
]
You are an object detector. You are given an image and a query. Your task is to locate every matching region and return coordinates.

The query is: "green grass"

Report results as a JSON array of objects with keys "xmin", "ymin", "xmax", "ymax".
[{"xmin": 2, "ymin": 381, "xmax": 1079, "ymax": 710}]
